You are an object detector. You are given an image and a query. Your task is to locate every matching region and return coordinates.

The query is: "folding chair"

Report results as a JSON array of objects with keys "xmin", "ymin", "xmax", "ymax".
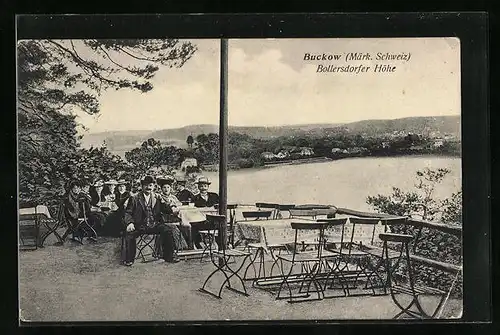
[
  {"xmin": 275, "ymin": 204, "xmax": 296, "ymax": 219},
  {"xmin": 255, "ymin": 203, "xmax": 279, "ymax": 219},
  {"xmin": 199, "ymin": 214, "xmax": 251, "ymax": 299},
  {"xmin": 289, "ymin": 208, "xmax": 318, "ymax": 220},
  {"xmin": 120, "ymin": 230, "xmax": 161, "ymax": 264},
  {"xmin": 243, "ymin": 226, "xmax": 289, "ymax": 284},
  {"xmin": 358, "ymin": 217, "xmax": 410, "ymax": 294},
  {"xmin": 315, "ymin": 218, "xmax": 351, "ymax": 298},
  {"xmin": 18, "ymin": 213, "xmax": 40, "ymax": 250},
  {"xmin": 214, "ymin": 204, "xmax": 239, "ymax": 248},
  {"xmin": 379, "ymin": 233, "xmax": 449, "ymax": 319},
  {"xmin": 67, "ymin": 208, "xmax": 98, "ymax": 244},
  {"xmin": 242, "ymin": 210, "xmax": 273, "ymax": 221},
  {"xmin": 136, "ymin": 233, "xmax": 161, "ymax": 262},
  {"xmin": 326, "ymin": 217, "xmax": 384, "ymax": 297},
  {"xmin": 275, "ymin": 221, "xmax": 337, "ymax": 303}
]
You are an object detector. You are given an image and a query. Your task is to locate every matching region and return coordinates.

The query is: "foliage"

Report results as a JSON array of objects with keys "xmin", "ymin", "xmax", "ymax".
[
  {"xmin": 18, "ymin": 39, "xmax": 197, "ymax": 209},
  {"xmin": 366, "ymin": 167, "xmax": 462, "ymax": 296},
  {"xmin": 186, "ymin": 135, "xmax": 194, "ymax": 148},
  {"xmin": 193, "ymin": 132, "xmax": 219, "ymax": 165},
  {"xmin": 367, "ymin": 168, "xmax": 456, "ymax": 222}
]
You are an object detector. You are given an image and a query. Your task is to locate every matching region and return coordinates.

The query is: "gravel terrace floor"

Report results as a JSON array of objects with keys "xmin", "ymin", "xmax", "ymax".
[{"xmin": 19, "ymin": 235, "xmax": 463, "ymax": 322}]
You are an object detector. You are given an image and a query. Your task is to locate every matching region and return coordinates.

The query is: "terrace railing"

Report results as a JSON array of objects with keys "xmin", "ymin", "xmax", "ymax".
[{"xmin": 335, "ymin": 207, "xmax": 463, "ymax": 297}]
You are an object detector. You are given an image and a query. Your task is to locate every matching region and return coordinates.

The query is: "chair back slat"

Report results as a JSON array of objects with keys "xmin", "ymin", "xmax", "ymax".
[
  {"xmin": 289, "ymin": 209, "xmax": 318, "ymax": 219},
  {"xmin": 294, "ymin": 204, "xmax": 332, "ymax": 210},
  {"xmin": 277, "ymin": 204, "xmax": 295, "ymax": 210},
  {"xmin": 348, "ymin": 217, "xmax": 381, "ymax": 225},
  {"xmin": 242, "ymin": 211, "xmax": 272, "ymax": 220},
  {"xmin": 255, "ymin": 202, "xmax": 279, "ymax": 209},
  {"xmin": 290, "ymin": 221, "xmax": 326, "ymax": 230},
  {"xmin": 317, "ymin": 218, "xmax": 347, "ymax": 226}
]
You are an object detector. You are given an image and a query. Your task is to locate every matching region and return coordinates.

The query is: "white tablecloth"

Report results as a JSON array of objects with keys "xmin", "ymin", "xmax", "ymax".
[
  {"xmin": 178, "ymin": 206, "xmax": 218, "ymax": 225},
  {"xmin": 19, "ymin": 206, "xmax": 52, "ymax": 219}
]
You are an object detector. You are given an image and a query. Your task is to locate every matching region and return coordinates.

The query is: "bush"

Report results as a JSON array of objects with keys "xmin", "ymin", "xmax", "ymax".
[{"xmin": 235, "ymin": 158, "xmax": 255, "ymax": 169}]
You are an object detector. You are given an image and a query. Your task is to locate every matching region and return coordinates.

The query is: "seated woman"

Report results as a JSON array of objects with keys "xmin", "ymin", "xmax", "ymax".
[
  {"xmin": 157, "ymin": 176, "xmax": 190, "ymax": 251},
  {"xmin": 90, "ymin": 180, "xmax": 106, "ymax": 207},
  {"xmin": 102, "ymin": 179, "xmax": 118, "ymax": 206},
  {"xmin": 88, "ymin": 179, "xmax": 108, "ymax": 234},
  {"xmin": 58, "ymin": 180, "xmax": 95, "ymax": 244},
  {"xmin": 193, "ymin": 176, "xmax": 219, "ymax": 208}
]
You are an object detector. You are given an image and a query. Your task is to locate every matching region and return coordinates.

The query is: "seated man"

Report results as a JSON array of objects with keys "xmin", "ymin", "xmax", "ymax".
[
  {"xmin": 175, "ymin": 175, "xmax": 194, "ymax": 204},
  {"xmin": 193, "ymin": 176, "xmax": 219, "ymax": 208},
  {"xmin": 122, "ymin": 175, "xmax": 180, "ymax": 266},
  {"xmin": 191, "ymin": 176, "xmax": 221, "ymax": 248}
]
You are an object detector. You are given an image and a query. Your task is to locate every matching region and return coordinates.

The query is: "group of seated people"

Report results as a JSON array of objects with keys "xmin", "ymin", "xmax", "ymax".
[{"xmin": 58, "ymin": 174, "xmax": 220, "ymax": 265}]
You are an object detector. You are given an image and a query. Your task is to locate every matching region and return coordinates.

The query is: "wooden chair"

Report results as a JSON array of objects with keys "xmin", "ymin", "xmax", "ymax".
[{"xmin": 199, "ymin": 214, "xmax": 251, "ymax": 299}]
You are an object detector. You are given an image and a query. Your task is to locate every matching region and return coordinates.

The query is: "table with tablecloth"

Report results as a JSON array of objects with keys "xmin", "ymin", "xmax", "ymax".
[
  {"xmin": 234, "ymin": 216, "xmax": 387, "ymax": 247},
  {"xmin": 19, "ymin": 205, "xmax": 60, "ymax": 247}
]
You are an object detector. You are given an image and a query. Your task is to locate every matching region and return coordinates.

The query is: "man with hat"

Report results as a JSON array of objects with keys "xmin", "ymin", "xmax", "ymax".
[
  {"xmin": 123, "ymin": 175, "xmax": 180, "ymax": 265},
  {"xmin": 193, "ymin": 176, "xmax": 219, "ymax": 208},
  {"xmin": 175, "ymin": 175, "xmax": 194, "ymax": 204}
]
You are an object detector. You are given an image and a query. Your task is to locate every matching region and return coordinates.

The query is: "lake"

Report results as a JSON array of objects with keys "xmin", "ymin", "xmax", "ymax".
[{"xmin": 203, "ymin": 155, "xmax": 461, "ymax": 212}]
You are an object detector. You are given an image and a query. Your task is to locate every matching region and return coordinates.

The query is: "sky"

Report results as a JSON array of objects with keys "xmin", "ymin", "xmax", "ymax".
[{"xmin": 75, "ymin": 38, "xmax": 461, "ymax": 134}]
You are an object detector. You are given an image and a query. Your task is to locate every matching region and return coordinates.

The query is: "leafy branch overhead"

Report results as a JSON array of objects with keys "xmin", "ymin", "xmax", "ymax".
[
  {"xmin": 18, "ymin": 39, "xmax": 197, "ymax": 208},
  {"xmin": 18, "ymin": 39, "xmax": 197, "ymax": 115}
]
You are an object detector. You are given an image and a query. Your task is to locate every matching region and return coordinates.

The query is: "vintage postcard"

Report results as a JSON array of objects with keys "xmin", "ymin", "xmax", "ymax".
[{"xmin": 18, "ymin": 37, "xmax": 463, "ymax": 321}]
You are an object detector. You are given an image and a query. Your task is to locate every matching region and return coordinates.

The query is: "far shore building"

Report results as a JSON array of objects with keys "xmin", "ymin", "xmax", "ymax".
[
  {"xmin": 181, "ymin": 158, "xmax": 198, "ymax": 171},
  {"xmin": 261, "ymin": 152, "xmax": 275, "ymax": 160},
  {"xmin": 275, "ymin": 150, "xmax": 290, "ymax": 159},
  {"xmin": 433, "ymin": 139, "xmax": 445, "ymax": 148},
  {"xmin": 299, "ymin": 147, "xmax": 314, "ymax": 156},
  {"xmin": 331, "ymin": 148, "xmax": 343, "ymax": 154}
]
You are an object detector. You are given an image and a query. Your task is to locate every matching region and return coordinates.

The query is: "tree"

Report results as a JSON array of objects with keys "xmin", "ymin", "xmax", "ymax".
[
  {"xmin": 186, "ymin": 135, "xmax": 194, "ymax": 148},
  {"xmin": 18, "ymin": 39, "xmax": 197, "ymax": 206},
  {"xmin": 366, "ymin": 167, "xmax": 457, "ymax": 222},
  {"xmin": 125, "ymin": 138, "xmax": 166, "ymax": 174}
]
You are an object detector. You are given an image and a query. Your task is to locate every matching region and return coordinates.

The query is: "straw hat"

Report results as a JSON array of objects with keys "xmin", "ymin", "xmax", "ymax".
[
  {"xmin": 117, "ymin": 179, "xmax": 127, "ymax": 185},
  {"xmin": 105, "ymin": 179, "xmax": 118, "ymax": 185},
  {"xmin": 196, "ymin": 176, "xmax": 211, "ymax": 185}
]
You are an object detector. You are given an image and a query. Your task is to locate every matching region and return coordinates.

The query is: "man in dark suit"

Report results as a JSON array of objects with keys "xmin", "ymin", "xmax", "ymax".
[
  {"xmin": 193, "ymin": 176, "xmax": 219, "ymax": 208},
  {"xmin": 122, "ymin": 176, "xmax": 179, "ymax": 266},
  {"xmin": 175, "ymin": 176, "xmax": 194, "ymax": 204}
]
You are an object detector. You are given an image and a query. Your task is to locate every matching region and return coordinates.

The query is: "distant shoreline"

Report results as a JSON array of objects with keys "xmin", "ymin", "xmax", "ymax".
[{"xmin": 198, "ymin": 153, "xmax": 461, "ymax": 173}]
